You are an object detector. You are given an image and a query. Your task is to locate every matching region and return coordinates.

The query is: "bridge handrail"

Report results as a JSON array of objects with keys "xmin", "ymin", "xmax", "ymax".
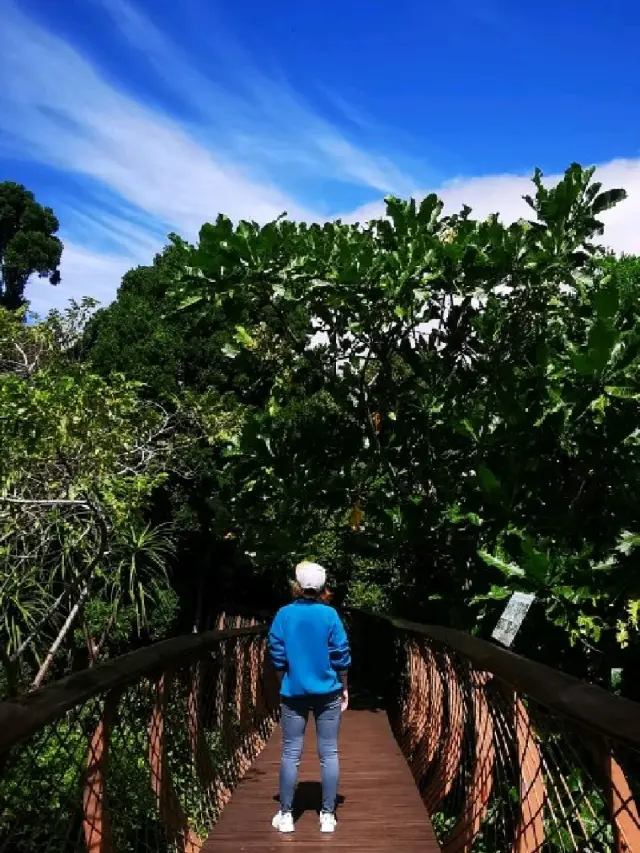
[
  {"xmin": 0, "ymin": 622, "xmax": 268, "ymax": 756},
  {"xmin": 349, "ymin": 608, "xmax": 640, "ymax": 852},
  {"xmin": 349, "ymin": 608, "xmax": 640, "ymax": 750}
]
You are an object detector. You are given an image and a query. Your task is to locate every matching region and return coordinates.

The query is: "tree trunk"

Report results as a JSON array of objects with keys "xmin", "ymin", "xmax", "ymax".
[{"xmin": 31, "ymin": 582, "xmax": 91, "ymax": 690}]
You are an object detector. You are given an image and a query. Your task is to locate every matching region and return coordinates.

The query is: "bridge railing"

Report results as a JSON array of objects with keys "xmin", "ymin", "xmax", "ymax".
[
  {"xmin": 349, "ymin": 610, "xmax": 640, "ymax": 853},
  {"xmin": 0, "ymin": 613, "xmax": 279, "ymax": 853}
]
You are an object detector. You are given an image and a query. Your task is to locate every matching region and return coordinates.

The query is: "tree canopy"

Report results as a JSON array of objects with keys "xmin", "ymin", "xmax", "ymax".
[
  {"xmin": 0, "ymin": 182, "xmax": 63, "ymax": 311},
  {"xmin": 3, "ymin": 162, "xmax": 640, "ymax": 698},
  {"xmin": 0, "ymin": 302, "xmax": 181, "ymax": 693},
  {"xmin": 158, "ymin": 164, "xmax": 640, "ymax": 677}
]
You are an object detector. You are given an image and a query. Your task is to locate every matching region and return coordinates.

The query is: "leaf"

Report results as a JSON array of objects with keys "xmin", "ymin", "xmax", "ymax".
[
  {"xmin": 604, "ymin": 386, "xmax": 640, "ymax": 400},
  {"xmin": 453, "ymin": 419, "xmax": 477, "ymax": 441},
  {"xmin": 221, "ymin": 342, "xmax": 240, "ymax": 359},
  {"xmin": 445, "ymin": 503, "xmax": 483, "ymax": 526},
  {"xmin": 552, "ymin": 585, "xmax": 578, "ymax": 601},
  {"xmin": 592, "ymin": 279, "xmax": 619, "ymax": 320},
  {"xmin": 570, "ymin": 350, "xmax": 594, "ymax": 375},
  {"xmin": 478, "ymin": 550, "xmax": 525, "ymax": 578},
  {"xmin": 523, "ymin": 549, "xmax": 550, "ymax": 583},
  {"xmin": 616, "ymin": 620, "xmax": 629, "ymax": 649},
  {"xmin": 477, "ymin": 465, "xmax": 501, "ymax": 493},
  {"xmin": 590, "ymin": 555, "xmax": 618, "ymax": 571},
  {"xmin": 472, "ymin": 585, "xmax": 512, "ymax": 602},
  {"xmin": 417, "ymin": 193, "xmax": 443, "ymax": 229},
  {"xmin": 591, "ymin": 188, "xmax": 627, "ymax": 215},
  {"xmin": 234, "ymin": 325, "xmax": 255, "ymax": 348},
  {"xmin": 175, "ymin": 293, "xmax": 204, "ymax": 312},
  {"xmin": 587, "ymin": 318, "xmax": 619, "ymax": 372},
  {"xmin": 616, "ymin": 530, "xmax": 640, "ymax": 555}
]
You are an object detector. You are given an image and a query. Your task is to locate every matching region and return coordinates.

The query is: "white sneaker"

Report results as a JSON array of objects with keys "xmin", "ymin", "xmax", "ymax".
[
  {"xmin": 272, "ymin": 811, "xmax": 295, "ymax": 833},
  {"xmin": 320, "ymin": 812, "xmax": 337, "ymax": 833}
]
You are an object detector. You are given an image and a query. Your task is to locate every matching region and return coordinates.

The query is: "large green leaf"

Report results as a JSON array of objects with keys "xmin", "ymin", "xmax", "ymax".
[
  {"xmin": 591, "ymin": 189, "xmax": 628, "ymax": 215},
  {"xmin": 478, "ymin": 550, "xmax": 525, "ymax": 578},
  {"xmin": 604, "ymin": 386, "xmax": 640, "ymax": 400}
]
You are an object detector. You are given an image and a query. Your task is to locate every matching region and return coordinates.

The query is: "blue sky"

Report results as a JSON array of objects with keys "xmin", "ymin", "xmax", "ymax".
[{"xmin": 2, "ymin": 0, "xmax": 640, "ymax": 314}]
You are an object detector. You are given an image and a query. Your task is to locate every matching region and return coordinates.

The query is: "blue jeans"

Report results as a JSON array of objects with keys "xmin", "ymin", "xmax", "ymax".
[{"xmin": 279, "ymin": 692, "xmax": 342, "ymax": 814}]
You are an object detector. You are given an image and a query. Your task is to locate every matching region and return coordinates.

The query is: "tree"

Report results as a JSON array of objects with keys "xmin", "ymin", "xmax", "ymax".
[
  {"xmin": 0, "ymin": 302, "xmax": 181, "ymax": 694},
  {"xmin": 0, "ymin": 181, "xmax": 63, "ymax": 310},
  {"xmin": 83, "ymin": 236, "xmax": 295, "ymax": 618},
  {"xmin": 85, "ymin": 234, "xmax": 285, "ymax": 405},
  {"xmin": 165, "ymin": 164, "xmax": 640, "ymax": 681},
  {"xmin": 80, "ymin": 163, "xmax": 640, "ymax": 691}
]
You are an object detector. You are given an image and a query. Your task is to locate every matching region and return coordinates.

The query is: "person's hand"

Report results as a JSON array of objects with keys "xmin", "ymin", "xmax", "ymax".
[{"xmin": 341, "ymin": 688, "xmax": 349, "ymax": 713}]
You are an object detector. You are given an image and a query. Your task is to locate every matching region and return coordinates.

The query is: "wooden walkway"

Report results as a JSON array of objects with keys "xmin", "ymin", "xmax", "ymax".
[{"xmin": 204, "ymin": 706, "xmax": 440, "ymax": 852}]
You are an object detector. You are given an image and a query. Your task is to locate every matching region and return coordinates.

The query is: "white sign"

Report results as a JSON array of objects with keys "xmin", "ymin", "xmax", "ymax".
[{"xmin": 491, "ymin": 592, "xmax": 535, "ymax": 647}]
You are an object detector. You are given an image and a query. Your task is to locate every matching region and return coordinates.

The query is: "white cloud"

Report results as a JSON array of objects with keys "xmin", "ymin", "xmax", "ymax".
[
  {"xmin": 0, "ymin": 2, "xmax": 310, "ymax": 311},
  {"xmin": 0, "ymin": 0, "xmax": 422, "ymax": 313},
  {"xmin": 26, "ymin": 243, "xmax": 137, "ymax": 316},
  {"xmin": 92, "ymin": 0, "xmax": 419, "ymax": 197},
  {"xmin": 344, "ymin": 159, "xmax": 640, "ymax": 255}
]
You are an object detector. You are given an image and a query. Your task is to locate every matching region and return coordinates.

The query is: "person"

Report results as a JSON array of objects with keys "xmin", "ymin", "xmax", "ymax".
[{"xmin": 268, "ymin": 561, "xmax": 351, "ymax": 835}]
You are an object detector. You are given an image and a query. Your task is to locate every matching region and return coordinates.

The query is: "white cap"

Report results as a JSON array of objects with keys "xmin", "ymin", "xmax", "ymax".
[{"xmin": 295, "ymin": 561, "xmax": 326, "ymax": 591}]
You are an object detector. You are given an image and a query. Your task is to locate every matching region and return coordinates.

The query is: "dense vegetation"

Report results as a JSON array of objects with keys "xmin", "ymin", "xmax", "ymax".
[{"xmin": 2, "ymin": 164, "xmax": 640, "ymax": 700}]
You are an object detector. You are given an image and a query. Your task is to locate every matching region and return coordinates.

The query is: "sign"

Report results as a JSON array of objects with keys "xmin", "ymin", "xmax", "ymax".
[{"xmin": 491, "ymin": 592, "xmax": 535, "ymax": 647}]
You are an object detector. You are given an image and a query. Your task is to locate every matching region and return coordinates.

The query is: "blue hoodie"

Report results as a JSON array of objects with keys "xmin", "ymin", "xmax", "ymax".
[{"xmin": 268, "ymin": 600, "xmax": 351, "ymax": 698}]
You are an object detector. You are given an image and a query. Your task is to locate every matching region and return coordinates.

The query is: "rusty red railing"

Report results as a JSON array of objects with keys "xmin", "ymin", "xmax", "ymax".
[
  {"xmin": 349, "ymin": 610, "xmax": 640, "ymax": 853},
  {"xmin": 0, "ymin": 613, "xmax": 279, "ymax": 853}
]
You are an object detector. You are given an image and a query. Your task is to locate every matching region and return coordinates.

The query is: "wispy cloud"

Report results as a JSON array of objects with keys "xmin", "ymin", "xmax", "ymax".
[
  {"xmin": 0, "ymin": 0, "xmax": 420, "ymax": 312},
  {"xmin": 92, "ymin": 0, "xmax": 419, "ymax": 197},
  {"xmin": 2, "ymin": 0, "xmax": 640, "ymax": 319},
  {"xmin": 0, "ymin": 5, "xmax": 310, "ymax": 229}
]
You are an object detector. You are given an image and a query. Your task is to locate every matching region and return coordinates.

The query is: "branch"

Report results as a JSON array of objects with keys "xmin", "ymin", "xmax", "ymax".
[
  {"xmin": 82, "ymin": 618, "xmax": 98, "ymax": 666},
  {"xmin": 0, "ymin": 497, "xmax": 91, "ymax": 507},
  {"xmin": 5, "ymin": 494, "xmax": 109, "ymax": 663},
  {"xmin": 31, "ymin": 580, "xmax": 93, "ymax": 689}
]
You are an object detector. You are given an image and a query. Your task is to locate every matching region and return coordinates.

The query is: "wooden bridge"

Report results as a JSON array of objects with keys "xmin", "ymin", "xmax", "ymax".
[
  {"xmin": 1, "ymin": 609, "xmax": 640, "ymax": 853},
  {"xmin": 206, "ymin": 704, "xmax": 440, "ymax": 852}
]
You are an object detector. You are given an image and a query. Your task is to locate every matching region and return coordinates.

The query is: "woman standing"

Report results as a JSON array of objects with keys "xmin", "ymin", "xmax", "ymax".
[{"xmin": 268, "ymin": 561, "xmax": 351, "ymax": 834}]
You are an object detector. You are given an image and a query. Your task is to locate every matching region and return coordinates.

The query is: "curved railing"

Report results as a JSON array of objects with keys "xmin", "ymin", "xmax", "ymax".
[
  {"xmin": 349, "ymin": 610, "xmax": 640, "ymax": 853},
  {"xmin": 0, "ymin": 613, "xmax": 279, "ymax": 853},
  {"xmin": 2, "ymin": 606, "xmax": 640, "ymax": 852}
]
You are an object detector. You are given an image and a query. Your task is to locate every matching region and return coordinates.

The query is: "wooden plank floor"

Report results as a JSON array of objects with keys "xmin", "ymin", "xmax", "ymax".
[{"xmin": 203, "ymin": 706, "xmax": 441, "ymax": 852}]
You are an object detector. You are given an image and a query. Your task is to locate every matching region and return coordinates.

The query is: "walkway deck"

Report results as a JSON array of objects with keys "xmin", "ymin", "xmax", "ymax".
[{"xmin": 204, "ymin": 705, "xmax": 440, "ymax": 852}]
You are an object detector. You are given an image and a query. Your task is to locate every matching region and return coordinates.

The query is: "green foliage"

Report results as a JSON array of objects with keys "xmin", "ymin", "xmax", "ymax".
[
  {"xmin": 80, "ymin": 162, "xmax": 640, "ymax": 681},
  {"xmin": 5, "ymin": 161, "xmax": 640, "ymax": 849},
  {"xmin": 0, "ymin": 304, "xmax": 180, "ymax": 691},
  {"xmin": 0, "ymin": 181, "xmax": 63, "ymax": 310},
  {"xmin": 155, "ymin": 162, "xmax": 639, "ymax": 670}
]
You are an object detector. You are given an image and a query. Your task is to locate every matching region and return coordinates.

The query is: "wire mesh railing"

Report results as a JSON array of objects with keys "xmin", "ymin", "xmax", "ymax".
[
  {"xmin": 0, "ymin": 612, "xmax": 279, "ymax": 853},
  {"xmin": 349, "ymin": 610, "xmax": 640, "ymax": 853}
]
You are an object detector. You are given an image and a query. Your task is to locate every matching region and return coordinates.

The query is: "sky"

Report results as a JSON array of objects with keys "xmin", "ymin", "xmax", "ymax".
[{"xmin": 2, "ymin": 0, "xmax": 640, "ymax": 314}]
